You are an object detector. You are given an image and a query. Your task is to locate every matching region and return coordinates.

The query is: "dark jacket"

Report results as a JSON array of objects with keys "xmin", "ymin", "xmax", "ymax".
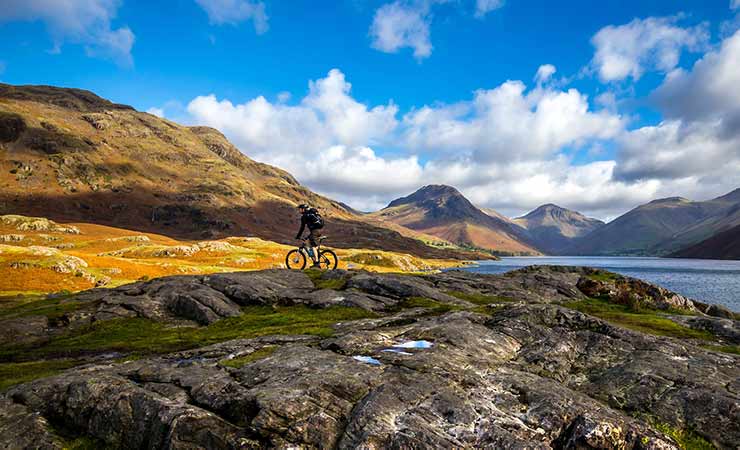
[{"xmin": 295, "ymin": 209, "xmax": 321, "ymax": 239}]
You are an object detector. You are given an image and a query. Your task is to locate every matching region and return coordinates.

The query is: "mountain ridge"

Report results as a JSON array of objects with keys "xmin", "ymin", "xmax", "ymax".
[
  {"xmin": 374, "ymin": 185, "xmax": 541, "ymax": 255},
  {"xmin": 565, "ymin": 190, "xmax": 740, "ymax": 256},
  {"xmin": 513, "ymin": 204, "xmax": 605, "ymax": 254}
]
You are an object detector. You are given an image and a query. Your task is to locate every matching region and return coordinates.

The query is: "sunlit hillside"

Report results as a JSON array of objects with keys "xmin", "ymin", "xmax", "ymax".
[{"xmin": 0, "ymin": 215, "xmax": 467, "ymax": 297}]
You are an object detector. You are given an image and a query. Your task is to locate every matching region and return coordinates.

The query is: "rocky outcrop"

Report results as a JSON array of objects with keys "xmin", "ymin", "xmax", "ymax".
[
  {"xmin": 1, "ymin": 266, "xmax": 738, "ymax": 449},
  {"xmin": 3, "ymin": 305, "xmax": 738, "ymax": 448}
]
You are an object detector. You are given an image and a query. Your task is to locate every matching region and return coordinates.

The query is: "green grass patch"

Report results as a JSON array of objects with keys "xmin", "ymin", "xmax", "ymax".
[
  {"xmin": 1, "ymin": 305, "xmax": 375, "ymax": 363},
  {"xmin": 305, "ymin": 269, "xmax": 347, "ymax": 290},
  {"xmin": 447, "ymin": 291, "xmax": 518, "ymax": 305},
  {"xmin": 0, "ymin": 359, "xmax": 80, "ymax": 390},
  {"xmin": 0, "ymin": 294, "xmax": 90, "ymax": 322},
  {"xmin": 647, "ymin": 419, "xmax": 716, "ymax": 450},
  {"xmin": 564, "ymin": 298, "xmax": 715, "ymax": 341},
  {"xmin": 700, "ymin": 344, "xmax": 740, "ymax": 355},
  {"xmin": 219, "ymin": 346, "xmax": 277, "ymax": 368},
  {"xmin": 587, "ymin": 271, "xmax": 620, "ymax": 282}
]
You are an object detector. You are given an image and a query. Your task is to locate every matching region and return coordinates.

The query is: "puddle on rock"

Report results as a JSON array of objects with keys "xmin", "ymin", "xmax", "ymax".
[
  {"xmin": 382, "ymin": 349, "xmax": 413, "ymax": 355},
  {"xmin": 392, "ymin": 340, "xmax": 434, "ymax": 349},
  {"xmin": 353, "ymin": 355, "xmax": 382, "ymax": 366}
]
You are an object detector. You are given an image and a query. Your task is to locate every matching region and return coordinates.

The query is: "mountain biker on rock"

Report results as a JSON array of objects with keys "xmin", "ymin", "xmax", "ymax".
[{"xmin": 295, "ymin": 203, "xmax": 324, "ymax": 269}]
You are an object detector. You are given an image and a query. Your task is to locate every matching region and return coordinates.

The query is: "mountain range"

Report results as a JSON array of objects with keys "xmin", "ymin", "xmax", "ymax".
[
  {"xmin": 564, "ymin": 190, "xmax": 740, "ymax": 257},
  {"xmin": 370, "ymin": 185, "xmax": 541, "ymax": 255},
  {"xmin": 1, "ymin": 83, "xmax": 737, "ymax": 260}
]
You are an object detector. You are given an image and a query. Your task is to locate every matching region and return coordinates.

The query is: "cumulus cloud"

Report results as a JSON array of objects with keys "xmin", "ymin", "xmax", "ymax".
[
  {"xmin": 369, "ymin": 0, "xmax": 505, "ymax": 59},
  {"xmin": 195, "ymin": 0, "xmax": 268, "ymax": 33},
  {"xmin": 369, "ymin": 1, "xmax": 433, "ymax": 59},
  {"xmin": 614, "ymin": 30, "xmax": 740, "ymax": 188},
  {"xmin": 0, "ymin": 0, "xmax": 135, "ymax": 66},
  {"xmin": 534, "ymin": 64, "xmax": 556, "ymax": 84},
  {"xmin": 185, "ymin": 68, "xmax": 652, "ymax": 216},
  {"xmin": 653, "ymin": 30, "xmax": 740, "ymax": 132},
  {"xmin": 590, "ymin": 16, "xmax": 708, "ymax": 82},
  {"xmin": 402, "ymin": 79, "xmax": 624, "ymax": 163},
  {"xmin": 475, "ymin": 0, "xmax": 504, "ymax": 18}
]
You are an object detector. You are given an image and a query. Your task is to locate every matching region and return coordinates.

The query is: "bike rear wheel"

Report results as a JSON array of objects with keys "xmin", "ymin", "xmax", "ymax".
[
  {"xmin": 318, "ymin": 249, "xmax": 338, "ymax": 270},
  {"xmin": 285, "ymin": 249, "xmax": 306, "ymax": 270}
]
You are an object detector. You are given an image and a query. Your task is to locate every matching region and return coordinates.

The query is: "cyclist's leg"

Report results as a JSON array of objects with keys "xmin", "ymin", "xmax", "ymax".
[{"xmin": 308, "ymin": 230, "xmax": 320, "ymax": 263}]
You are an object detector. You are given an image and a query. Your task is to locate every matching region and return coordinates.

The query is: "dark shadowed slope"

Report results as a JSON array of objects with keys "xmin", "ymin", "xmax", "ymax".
[
  {"xmin": 372, "ymin": 185, "xmax": 541, "ymax": 255},
  {"xmin": 669, "ymin": 224, "xmax": 740, "ymax": 260},
  {"xmin": 513, "ymin": 204, "xmax": 604, "ymax": 254},
  {"xmin": 566, "ymin": 191, "xmax": 740, "ymax": 256}
]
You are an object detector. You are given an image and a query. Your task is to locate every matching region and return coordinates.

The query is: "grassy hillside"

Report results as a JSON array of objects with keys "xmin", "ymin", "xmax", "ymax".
[
  {"xmin": 0, "ymin": 214, "xmax": 466, "ymax": 297},
  {"xmin": 567, "ymin": 195, "xmax": 740, "ymax": 256}
]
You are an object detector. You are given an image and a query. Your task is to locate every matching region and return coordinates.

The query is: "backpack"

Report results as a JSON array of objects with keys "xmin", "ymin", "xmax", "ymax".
[{"xmin": 305, "ymin": 208, "xmax": 324, "ymax": 230}]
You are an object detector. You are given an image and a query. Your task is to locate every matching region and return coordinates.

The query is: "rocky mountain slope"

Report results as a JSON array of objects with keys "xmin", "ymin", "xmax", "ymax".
[
  {"xmin": 566, "ymin": 190, "xmax": 740, "ymax": 256},
  {"xmin": 372, "ymin": 185, "xmax": 541, "ymax": 255},
  {"xmin": 0, "ymin": 84, "xmax": 481, "ymax": 260},
  {"xmin": 670, "ymin": 223, "xmax": 740, "ymax": 260},
  {"xmin": 0, "ymin": 266, "xmax": 737, "ymax": 448},
  {"xmin": 513, "ymin": 204, "xmax": 604, "ymax": 254}
]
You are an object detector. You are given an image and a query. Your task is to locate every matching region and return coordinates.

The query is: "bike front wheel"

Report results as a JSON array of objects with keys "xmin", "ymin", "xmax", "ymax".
[
  {"xmin": 318, "ymin": 249, "xmax": 338, "ymax": 270},
  {"xmin": 285, "ymin": 249, "xmax": 306, "ymax": 270}
]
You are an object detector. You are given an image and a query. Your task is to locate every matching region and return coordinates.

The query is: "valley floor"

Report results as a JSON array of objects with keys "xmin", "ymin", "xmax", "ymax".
[{"xmin": 0, "ymin": 214, "xmax": 466, "ymax": 297}]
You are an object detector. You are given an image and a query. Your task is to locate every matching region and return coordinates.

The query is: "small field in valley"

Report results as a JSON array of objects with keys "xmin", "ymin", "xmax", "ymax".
[{"xmin": 0, "ymin": 214, "xmax": 466, "ymax": 297}]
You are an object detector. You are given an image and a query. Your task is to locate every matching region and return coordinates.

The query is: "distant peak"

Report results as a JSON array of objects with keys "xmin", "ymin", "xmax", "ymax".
[
  {"xmin": 648, "ymin": 197, "xmax": 690, "ymax": 205},
  {"xmin": 387, "ymin": 184, "xmax": 464, "ymax": 208}
]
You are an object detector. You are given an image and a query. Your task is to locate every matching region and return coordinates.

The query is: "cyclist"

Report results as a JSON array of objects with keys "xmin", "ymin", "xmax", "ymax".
[{"xmin": 295, "ymin": 203, "xmax": 324, "ymax": 268}]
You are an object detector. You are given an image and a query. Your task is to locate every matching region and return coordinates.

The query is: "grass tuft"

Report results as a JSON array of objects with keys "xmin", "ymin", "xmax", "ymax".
[
  {"xmin": 587, "ymin": 272, "xmax": 620, "ymax": 282},
  {"xmin": 0, "ymin": 359, "xmax": 81, "ymax": 390},
  {"xmin": 1, "ymin": 306, "xmax": 375, "ymax": 365},
  {"xmin": 564, "ymin": 298, "xmax": 715, "ymax": 342},
  {"xmin": 643, "ymin": 418, "xmax": 716, "ymax": 450}
]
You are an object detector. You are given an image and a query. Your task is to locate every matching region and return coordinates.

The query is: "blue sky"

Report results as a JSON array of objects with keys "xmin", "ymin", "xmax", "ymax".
[{"xmin": 1, "ymin": 0, "xmax": 740, "ymax": 218}]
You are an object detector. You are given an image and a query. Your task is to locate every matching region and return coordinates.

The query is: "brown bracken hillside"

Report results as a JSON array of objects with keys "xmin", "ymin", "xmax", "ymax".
[{"xmin": 0, "ymin": 83, "xmax": 483, "ymax": 260}]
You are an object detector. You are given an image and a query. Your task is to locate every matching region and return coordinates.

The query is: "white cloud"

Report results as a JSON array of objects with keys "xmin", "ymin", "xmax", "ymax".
[
  {"xmin": 370, "ymin": 1, "xmax": 433, "ymax": 59},
  {"xmin": 195, "ymin": 0, "xmax": 268, "ymax": 34},
  {"xmin": 185, "ymin": 68, "xmax": 641, "ymax": 217},
  {"xmin": 614, "ymin": 31, "xmax": 740, "ymax": 187},
  {"xmin": 146, "ymin": 107, "xmax": 165, "ymax": 118},
  {"xmin": 276, "ymin": 91, "xmax": 291, "ymax": 103},
  {"xmin": 590, "ymin": 16, "xmax": 708, "ymax": 82},
  {"xmin": 0, "ymin": 0, "xmax": 135, "ymax": 66},
  {"xmin": 534, "ymin": 64, "xmax": 556, "ymax": 84},
  {"xmin": 475, "ymin": 0, "xmax": 504, "ymax": 18},
  {"xmin": 369, "ymin": 0, "xmax": 506, "ymax": 59},
  {"xmin": 402, "ymin": 77, "xmax": 624, "ymax": 163},
  {"xmin": 653, "ymin": 30, "xmax": 740, "ymax": 131},
  {"xmin": 732, "ymin": 0, "xmax": 740, "ymax": 10}
]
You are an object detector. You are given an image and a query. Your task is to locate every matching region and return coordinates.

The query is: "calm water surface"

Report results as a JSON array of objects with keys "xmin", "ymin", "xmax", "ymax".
[{"xmin": 458, "ymin": 257, "xmax": 740, "ymax": 311}]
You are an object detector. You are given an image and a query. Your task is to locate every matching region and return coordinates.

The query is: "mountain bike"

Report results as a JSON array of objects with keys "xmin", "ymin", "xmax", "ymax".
[{"xmin": 285, "ymin": 236, "xmax": 338, "ymax": 270}]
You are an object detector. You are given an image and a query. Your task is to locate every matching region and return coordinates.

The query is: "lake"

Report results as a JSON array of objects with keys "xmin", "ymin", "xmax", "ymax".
[{"xmin": 457, "ymin": 256, "xmax": 740, "ymax": 311}]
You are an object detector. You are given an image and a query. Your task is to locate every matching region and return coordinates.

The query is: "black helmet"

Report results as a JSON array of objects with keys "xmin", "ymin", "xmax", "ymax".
[{"xmin": 297, "ymin": 203, "xmax": 309, "ymax": 209}]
